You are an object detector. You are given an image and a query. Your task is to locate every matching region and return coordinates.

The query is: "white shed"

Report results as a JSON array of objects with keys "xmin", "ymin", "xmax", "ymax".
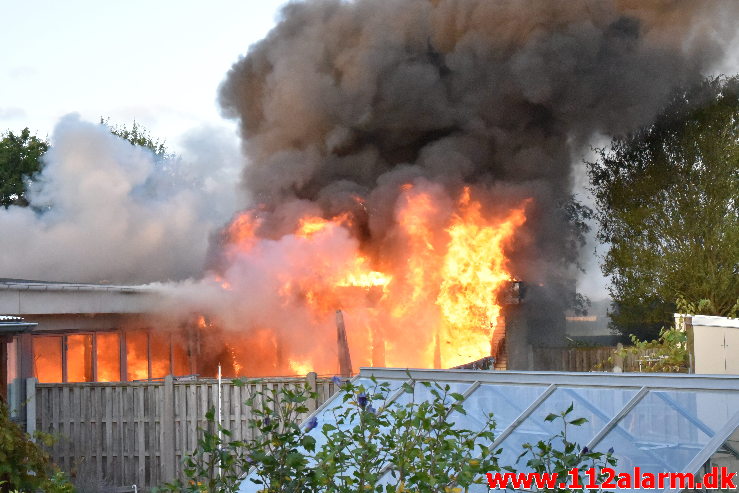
[{"xmin": 682, "ymin": 314, "xmax": 739, "ymax": 375}]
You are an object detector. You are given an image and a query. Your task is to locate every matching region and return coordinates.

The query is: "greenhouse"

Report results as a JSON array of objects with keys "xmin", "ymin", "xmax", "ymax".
[{"xmin": 240, "ymin": 368, "xmax": 739, "ymax": 492}]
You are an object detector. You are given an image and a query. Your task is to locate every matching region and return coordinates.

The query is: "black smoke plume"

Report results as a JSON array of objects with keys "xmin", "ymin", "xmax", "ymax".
[{"xmin": 218, "ymin": 0, "xmax": 737, "ymax": 291}]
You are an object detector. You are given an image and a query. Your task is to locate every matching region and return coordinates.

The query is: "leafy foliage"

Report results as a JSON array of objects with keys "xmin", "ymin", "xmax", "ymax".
[
  {"xmin": 602, "ymin": 299, "xmax": 696, "ymax": 373},
  {"xmin": 616, "ymin": 326, "xmax": 688, "ymax": 373},
  {"xmin": 516, "ymin": 403, "xmax": 617, "ymax": 492},
  {"xmin": 311, "ymin": 379, "xmax": 498, "ymax": 492},
  {"xmin": 559, "ymin": 195, "xmax": 594, "ymax": 273},
  {"xmin": 676, "ymin": 295, "xmax": 739, "ymax": 319},
  {"xmin": 158, "ymin": 377, "xmax": 615, "ymax": 492},
  {"xmin": 0, "ymin": 128, "xmax": 49, "ymax": 207},
  {"xmin": 100, "ymin": 117, "xmax": 171, "ymax": 160},
  {"xmin": 588, "ymin": 75, "xmax": 739, "ymax": 338},
  {"xmin": 0, "ymin": 400, "xmax": 74, "ymax": 492}
]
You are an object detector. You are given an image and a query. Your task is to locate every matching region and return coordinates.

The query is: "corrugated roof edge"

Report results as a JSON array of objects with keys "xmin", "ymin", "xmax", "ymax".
[{"xmin": 0, "ymin": 278, "xmax": 158, "ymax": 294}]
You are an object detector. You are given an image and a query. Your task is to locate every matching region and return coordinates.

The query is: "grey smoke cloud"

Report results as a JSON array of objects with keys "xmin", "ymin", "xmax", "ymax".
[
  {"xmin": 0, "ymin": 115, "xmax": 243, "ymax": 283},
  {"xmin": 218, "ymin": 0, "xmax": 738, "ymax": 290}
]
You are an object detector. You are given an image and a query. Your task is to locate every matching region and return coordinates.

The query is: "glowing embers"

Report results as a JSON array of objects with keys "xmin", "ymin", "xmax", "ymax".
[{"xmin": 208, "ymin": 184, "xmax": 529, "ymax": 375}]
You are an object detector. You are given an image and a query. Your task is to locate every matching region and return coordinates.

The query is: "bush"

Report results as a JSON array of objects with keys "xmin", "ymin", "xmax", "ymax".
[
  {"xmin": 158, "ymin": 377, "xmax": 616, "ymax": 492},
  {"xmin": 0, "ymin": 399, "xmax": 74, "ymax": 493}
]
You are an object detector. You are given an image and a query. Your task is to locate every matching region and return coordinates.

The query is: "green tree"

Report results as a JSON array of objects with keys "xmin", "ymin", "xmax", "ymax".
[
  {"xmin": 0, "ymin": 120, "xmax": 171, "ymax": 210},
  {"xmin": 588, "ymin": 75, "xmax": 739, "ymax": 339},
  {"xmin": 0, "ymin": 128, "xmax": 49, "ymax": 207},
  {"xmin": 100, "ymin": 117, "xmax": 170, "ymax": 160}
]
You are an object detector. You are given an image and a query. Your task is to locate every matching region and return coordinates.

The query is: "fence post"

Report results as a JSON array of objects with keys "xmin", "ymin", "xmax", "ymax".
[
  {"xmin": 613, "ymin": 343, "xmax": 624, "ymax": 373},
  {"xmin": 25, "ymin": 377, "xmax": 37, "ymax": 436},
  {"xmin": 306, "ymin": 372, "xmax": 318, "ymax": 412},
  {"xmin": 162, "ymin": 375, "xmax": 176, "ymax": 482}
]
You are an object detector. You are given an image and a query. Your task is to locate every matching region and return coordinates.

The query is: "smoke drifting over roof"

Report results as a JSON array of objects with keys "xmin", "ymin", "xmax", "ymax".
[{"xmin": 218, "ymin": 0, "xmax": 738, "ymax": 287}]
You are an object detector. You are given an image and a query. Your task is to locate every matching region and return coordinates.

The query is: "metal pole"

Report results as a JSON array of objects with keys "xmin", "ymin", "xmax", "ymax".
[{"xmin": 217, "ymin": 364, "xmax": 222, "ymax": 478}]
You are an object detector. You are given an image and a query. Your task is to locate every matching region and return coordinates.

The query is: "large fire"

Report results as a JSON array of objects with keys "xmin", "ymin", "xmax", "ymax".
[
  {"xmin": 205, "ymin": 184, "xmax": 528, "ymax": 376},
  {"xmin": 29, "ymin": 185, "xmax": 527, "ymax": 382}
]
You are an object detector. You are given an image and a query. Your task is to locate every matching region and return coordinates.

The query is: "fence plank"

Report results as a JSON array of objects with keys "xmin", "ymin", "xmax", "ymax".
[
  {"xmin": 161, "ymin": 376, "xmax": 175, "ymax": 483},
  {"xmin": 33, "ymin": 376, "xmax": 337, "ymax": 491}
]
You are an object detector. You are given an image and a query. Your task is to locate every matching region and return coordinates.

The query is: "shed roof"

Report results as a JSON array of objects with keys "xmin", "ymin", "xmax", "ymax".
[{"xmin": 0, "ymin": 315, "xmax": 37, "ymax": 334}]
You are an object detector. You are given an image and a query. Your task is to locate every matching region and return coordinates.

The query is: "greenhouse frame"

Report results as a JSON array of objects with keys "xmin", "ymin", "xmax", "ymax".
[{"xmin": 240, "ymin": 368, "xmax": 739, "ymax": 492}]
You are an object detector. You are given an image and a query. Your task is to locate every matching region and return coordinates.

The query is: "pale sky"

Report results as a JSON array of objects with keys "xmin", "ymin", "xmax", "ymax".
[{"xmin": 0, "ymin": 0, "xmax": 288, "ymax": 149}]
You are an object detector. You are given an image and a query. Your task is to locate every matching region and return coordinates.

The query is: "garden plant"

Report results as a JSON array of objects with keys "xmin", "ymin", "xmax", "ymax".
[{"xmin": 158, "ymin": 376, "xmax": 616, "ymax": 492}]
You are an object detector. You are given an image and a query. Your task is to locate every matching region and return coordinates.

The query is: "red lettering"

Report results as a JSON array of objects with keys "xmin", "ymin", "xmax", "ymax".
[
  {"xmin": 601, "ymin": 467, "xmax": 617, "ymax": 489},
  {"xmin": 641, "ymin": 472, "xmax": 656, "ymax": 489},
  {"xmin": 585, "ymin": 467, "xmax": 598, "ymax": 489},
  {"xmin": 658, "ymin": 472, "xmax": 670, "ymax": 489},
  {"xmin": 721, "ymin": 468, "xmax": 737, "ymax": 489},
  {"xmin": 616, "ymin": 472, "xmax": 631, "ymax": 489}
]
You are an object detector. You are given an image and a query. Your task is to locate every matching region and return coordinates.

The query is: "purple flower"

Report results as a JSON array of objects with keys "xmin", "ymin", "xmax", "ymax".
[
  {"xmin": 306, "ymin": 416, "xmax": 318, "ymax": 432},
  {"xmin": 263, "ymin": 417, "xmax": 271, "ymax": 426},
  {"xmin": 357, "ymin": 392, "xmax": 368, "ymax": 410},
  {"xmin": 608, "ymin": 447, "xmax": 614, "ymax": 454},
  {"xmin": 581, "ymin": 446, "xmax": 589, "ymax": 454},
  {"xmin": 331, "ymin": 376, "xmax": 342, "ymax": 385}
]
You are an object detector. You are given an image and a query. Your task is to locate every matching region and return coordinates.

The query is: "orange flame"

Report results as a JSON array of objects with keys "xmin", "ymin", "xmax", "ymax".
[
  {"xmin": 288, "ymin": 358, "xmax": 312, "ymax": 376},
  {"xmin": 203, "ymin": 186, "xmax": 528, "ymax": 375},
  {"xmin": 436, "ymin": 189, "xmax": 528, "ymax": 367}
]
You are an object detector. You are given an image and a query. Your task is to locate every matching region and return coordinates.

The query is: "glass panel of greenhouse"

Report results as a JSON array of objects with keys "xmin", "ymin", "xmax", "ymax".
[{"xmin": 239, "ymin": 369, "xmax": 739, "ymax": 493}]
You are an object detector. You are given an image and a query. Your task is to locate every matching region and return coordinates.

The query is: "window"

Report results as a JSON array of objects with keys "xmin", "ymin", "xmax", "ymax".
[
  {"xmin": 32, "ymin": 336, "xmax": 63, "ymax": 383},
  {"xmin": 96, "ymin": 332, "xmax": 121, "ymax": 382},
  {"xmin": 66, "ymin": 334, "xmax": 93, "ymax": 382},
  {"xmin": 126, "ymin": 329, "xmax": 149, "ymax": 381}
]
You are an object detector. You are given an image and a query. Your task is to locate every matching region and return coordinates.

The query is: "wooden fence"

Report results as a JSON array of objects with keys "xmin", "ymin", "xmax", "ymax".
[
  {"xmin": 26, "ymin": 375, "xmax": 339, "ymax": 492},
  {"xmin": 532, "ymin": 345, "xmax": 668, "ymax": 372}
]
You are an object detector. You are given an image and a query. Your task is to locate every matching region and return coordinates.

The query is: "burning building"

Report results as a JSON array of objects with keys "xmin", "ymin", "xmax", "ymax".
[{"xmin": 2, "ymin": 0, "xmax": 737, "ymax": 383}]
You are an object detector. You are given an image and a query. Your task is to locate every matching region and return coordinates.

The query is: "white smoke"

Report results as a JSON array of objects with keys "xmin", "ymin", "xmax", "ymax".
[{"xmin": 0, "ymin": 114, "xmax": 243, "ymax": 283}]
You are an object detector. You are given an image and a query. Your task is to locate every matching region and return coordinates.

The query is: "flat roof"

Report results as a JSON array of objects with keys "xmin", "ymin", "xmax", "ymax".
[{"xmin": 0, "ymin": 278, "xmax": 155, "ymax": 294}]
